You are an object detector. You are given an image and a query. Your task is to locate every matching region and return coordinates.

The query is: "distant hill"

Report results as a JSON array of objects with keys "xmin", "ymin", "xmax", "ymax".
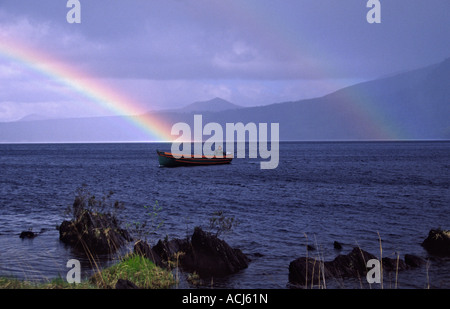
[
  {"xmin": 165, "ymin": 57, "xmax": 449, "ymax": 140},
  {"xmin": 0, "ymin": 58, "xmax": 448, "ymax": 142},
  {"xmin": 242, "ymin": 56, "xmax": 449, "ymax": 140},
  {"xmin": 180, "ymin": 97, "xmax": 242, "ymax": 113}
]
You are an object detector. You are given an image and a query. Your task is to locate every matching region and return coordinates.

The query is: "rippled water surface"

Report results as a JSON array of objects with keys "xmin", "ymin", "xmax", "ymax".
[{"xmin": 0, "ymin": 142, "xmax": 449, "ymax": 288}]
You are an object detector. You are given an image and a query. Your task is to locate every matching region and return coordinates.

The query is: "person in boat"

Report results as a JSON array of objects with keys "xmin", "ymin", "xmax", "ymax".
[{"xmin": 214, "ymin": 145, "xmax": 226, "ymax": 157}]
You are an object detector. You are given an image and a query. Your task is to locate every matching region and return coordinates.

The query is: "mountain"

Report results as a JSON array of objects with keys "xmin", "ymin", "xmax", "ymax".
[
  {"xmin": 0, "ymin": 58, "xmax": 448, "ymax": 142},
  {"xmin": 164, "ymin": 57, "xmax": 449, "ymax": 140},
  {"xmin": 180, "ymin": 97, "xmax": 242, "ymax": 113},
  {"xmin": 255, "ymin": 56, "xmax": 449, "ymax": 140}
]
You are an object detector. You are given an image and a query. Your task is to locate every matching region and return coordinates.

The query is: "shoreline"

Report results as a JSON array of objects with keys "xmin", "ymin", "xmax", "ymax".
[{"xmin": 2, "ymin": 228, "xmax": 449, "ymax": 289}]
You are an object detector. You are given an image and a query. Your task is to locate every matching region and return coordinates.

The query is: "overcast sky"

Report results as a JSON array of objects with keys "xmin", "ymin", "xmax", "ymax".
[{"xmin": 0, "ymin": 0, "xmax": 449, "ymax": 121}]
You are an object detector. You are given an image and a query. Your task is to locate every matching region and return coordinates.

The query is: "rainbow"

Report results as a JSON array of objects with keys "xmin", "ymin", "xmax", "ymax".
[
  {"xmin": 214, "ymin": 1, "xmax": 402, "ymax": 140},
  {"xmin": 0, "ymin": 3, "xmax": 405, "ymax": 141},
  {"xmin": 0, "ymin": 39, "xmax": 174, "ymax": 142}
]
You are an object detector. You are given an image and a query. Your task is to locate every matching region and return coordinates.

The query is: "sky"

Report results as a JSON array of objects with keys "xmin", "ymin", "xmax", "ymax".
[{"xmin": 0, "ymin": 0, "xmax": 449, "ymax": 122}]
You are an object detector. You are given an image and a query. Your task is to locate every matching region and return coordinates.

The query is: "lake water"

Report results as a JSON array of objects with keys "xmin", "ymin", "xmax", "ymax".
[{"xmin": 0, "ymin": 141, "xmax": 449, "ymax": 288}]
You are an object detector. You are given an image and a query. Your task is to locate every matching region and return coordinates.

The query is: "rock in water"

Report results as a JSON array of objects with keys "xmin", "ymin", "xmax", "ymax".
[
  {"xmin": 59, "ymin": 210, "xmax": 131, "ymax": 255},
  {"xmin": 133, "ymin": 240, "xmax": 164, "ymax": 268},
  {"xmin": 333, "ymin": 241, "xmax": 343, "ymax": 250},
  {"xmin": 19, "ymin": 231, "xmax": 36, "ymax": 239},
  {"xmin": 180, "ymin": 227, "xmax": 249, "ymax": 278},
  {"xmin": 381, "ymin": 257, "xmax": 407, "ymax": 272},
  {"xmin": 421, "ymin": 229, "xmax": 450, "ymax": 256},
  {"xmin": 325, "ymin": 247, "xmax": 377, "ymax": 278},
  {"xmin": 306, "ymin": 244, "xmax": 316, "ymax": 251},
  {"xmin": 289, "ymin": 257, "xmax": 329, "ymax": 286},
  {"xmin": 404, "ymin": 254, "xmax": 426, "ymax": 268},
  {"xmin": 133, "ymin": 227, "xmax": 249, "ymax": 279},
  {"xmin": 289, "ymin": 246, "xmax": 427, "ymax": 287},
  {"xmin": 152, "ymin": 238, "xmax": 190, "ymax": 266},
  {"xmin": 289, "ymin": 247, "xmax": 378, "ymax": 286}
]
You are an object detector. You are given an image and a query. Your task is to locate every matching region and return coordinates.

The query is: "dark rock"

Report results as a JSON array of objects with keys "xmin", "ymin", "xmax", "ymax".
[
  {"xmin": 133, "ymin": 240, "xmax": 164, "ymax": 268},
  {"xmin": 152, "ymin": 238, "xmax": 190, "ymax": 263},
  {"xmin": 404, "ymin": 254, "xmax": 426, "ymax": 268},
  {"xmin": 421, "ymin": 229, "xmax": 450, "ymax": 256},
  {"xmin": 306, "ymin": 244, "xmax": 316, "ymax": 251},
  {"xmin": 289, "ymin": 247, "xmax": 420, "ymax": 286},
  {"xmin": 381, "ymin": 257, "xmax": 407, "ymax": 272},
  {"xmin": 19, "ymin": 231, "xmax": 36, "ymax": 239},
  {"xmin": 134, "ymin": 227, "xmax": 249, "ymax": 279},
  {"xmin": 333, "ymin": 241, "xmax": 343, "ymax": 250},
  {"xmin": 59, "ymin": 210, "xmax": 130, "ymax": 255},
  {"xmin": 181, "ymin": 227, "xmax": 249, "ymax": 278},
  {"xmin": 325, "ymin": 247, "xmax": 377, "ymax": 278},
  {"xmin": 38, "ymin": 228, "xmax": 49, "ymax": 234},
  {"xmin": 289, "ymin": 257, "xmax": 330, "ymax": 286},
  {"xmin": 115, "ymin": 279, "xmax": 140, "ymax": 289}
]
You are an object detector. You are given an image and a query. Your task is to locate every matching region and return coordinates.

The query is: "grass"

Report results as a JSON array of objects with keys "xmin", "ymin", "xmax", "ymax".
[
  {"xmin": 0, "ymin": 254, "xmax": 175, "ymax": 289},
  {"xmin": 0, "ymin": 276, "xmax": 97, "ymax": 289},
  {"xmin": 91, "ymin": 253, "xmax": 176, "ymax": 289}
]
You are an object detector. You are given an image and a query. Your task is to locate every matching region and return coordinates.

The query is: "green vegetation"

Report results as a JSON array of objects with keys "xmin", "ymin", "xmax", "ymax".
[
  {"xmin": 91, "ymin": 254, "xmax": 175, "ymax": 289},
  {"xmin": 0, "ymin": 276, "xmax": 97, "ymax": 289},
  {"xmin": 1, "ymin": 254, "xmax": 175, "ymax": 289},
  {"xmin": 126, "ymin": 201, "xmax": 164, "ymax": 241},
  {"xmin": 67, "ymin": 184, "xmax": 125, "ymax": 221},
  {"xmin": 208, "ymin": 210, "xmax": 239, "ymax": 237}
]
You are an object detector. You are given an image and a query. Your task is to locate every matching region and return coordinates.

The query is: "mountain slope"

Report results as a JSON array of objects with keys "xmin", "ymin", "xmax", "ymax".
[
  {"xmin": 180, "ymin": 97, "xmax": 242, "ymax": 113},
  {"xmin": 193, "ymin": 57, "xmax": 450, "ymax": 140},
  {"xmin": 0, "ymin": 58, "xmax": 448, "ymax": 142}
]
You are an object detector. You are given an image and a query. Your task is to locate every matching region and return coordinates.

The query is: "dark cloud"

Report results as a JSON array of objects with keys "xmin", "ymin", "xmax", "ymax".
[
  {"xmin": 2, "ymin": 0, "xmax": 449, "ymax": 79},
  {"xmin": 0, "ymin": 0, "xmax": 448, "ymax": 120}
]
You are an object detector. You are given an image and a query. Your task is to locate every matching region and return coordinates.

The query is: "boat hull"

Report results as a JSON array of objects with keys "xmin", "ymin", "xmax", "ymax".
[{"xmin": 157, "ymin": 150, "xmax": 232, "ymax": 167}]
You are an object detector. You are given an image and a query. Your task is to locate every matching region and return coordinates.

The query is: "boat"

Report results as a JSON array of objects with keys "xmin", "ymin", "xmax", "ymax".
[{"xmin": 157, "ymin": 150, "xmax": 233, "ymax": 167}]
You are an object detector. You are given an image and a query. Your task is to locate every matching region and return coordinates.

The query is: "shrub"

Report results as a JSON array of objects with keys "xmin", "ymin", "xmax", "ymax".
[{"xmin": 208, "ymin": 210, "xmax": 239, "ymax": 237}]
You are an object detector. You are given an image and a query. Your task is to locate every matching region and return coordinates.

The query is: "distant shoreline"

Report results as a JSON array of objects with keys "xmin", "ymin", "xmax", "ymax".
[{"xmin": 0, "ymin": 139, "xmax": 449, "ymax": 145}]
